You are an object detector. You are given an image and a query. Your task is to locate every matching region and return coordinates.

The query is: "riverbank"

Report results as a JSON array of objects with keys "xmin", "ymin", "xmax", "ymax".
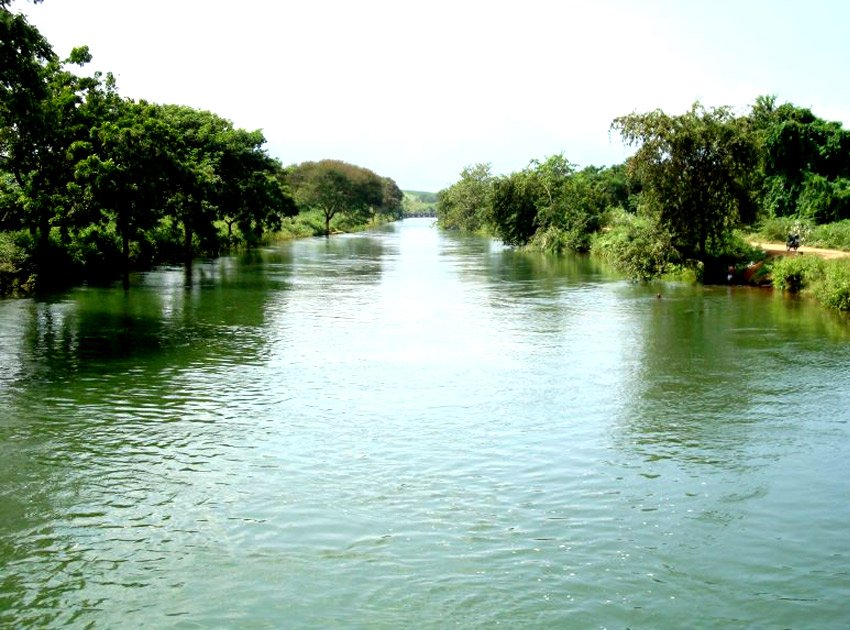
[{"xmin": 747, "ymin": 241, "xmax": 850, "ymax": 311}]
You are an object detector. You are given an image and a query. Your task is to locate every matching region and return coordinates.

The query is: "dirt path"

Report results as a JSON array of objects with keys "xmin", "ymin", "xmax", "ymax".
[{"xmin": 750, "ymin": 242, "xmax": 850, "ymax": 260}]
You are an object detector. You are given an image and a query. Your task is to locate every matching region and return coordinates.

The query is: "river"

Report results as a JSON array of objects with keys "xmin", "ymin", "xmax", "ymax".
[{"xmin": 1, "ymin": 218, "xmax": 849, "ymax": 627}]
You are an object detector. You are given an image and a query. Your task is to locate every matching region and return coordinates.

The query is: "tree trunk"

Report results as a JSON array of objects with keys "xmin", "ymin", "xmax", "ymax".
[
  {"xmin": 122, "ymin": 231, "xmax": 130, "ymax": 291},
  {"xmin": 226, "ymin": 219, "xmax": 235, "ymax": 246},
  {"xmin": 184, "ymin": 222, "xmax": 193, "ymax": 266},
  {"xmin": 36, "ymin": 212, "xmax": 50, "ymax": 283}
]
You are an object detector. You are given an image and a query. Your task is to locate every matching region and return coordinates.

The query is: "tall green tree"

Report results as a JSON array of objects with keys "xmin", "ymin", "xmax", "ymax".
[
  {"xmin": 379, "ymin": 177, "xmax": 404, "ymax": 221},
  {"xmin": 216, "ymin": 131, "xmax": 296, "ymax": 246},
  {"xmin": 73, "ymin": 97, "xmax": 172, "ymax": 288},
  {"xmin": 2, "ymin": 0, "xmax": 299, "ymax": 292},
  {"xmin": 747, "ymin": 96, "xmax": 850, "ymax": 221},
  {"xmin": 1, "ymin": 0, "xmax": 50, "ymax": 137},
  {"xmin": 156, "ymin": 104, "xmax": 230, "ymax": 262},
  {"xmin": 490, "ymin": 168, "xmax": 541, "ymax": 246},
  {"xmin": 612, "ymin": 103, "xmax": 756, "ymax": 262},
  {"xmin": 435, "ymin": 163, "xmax": 493, "ymax": 232},
  {"xmin": 1, "ymin": 0, "xmax": 101, "ymax": 269}
]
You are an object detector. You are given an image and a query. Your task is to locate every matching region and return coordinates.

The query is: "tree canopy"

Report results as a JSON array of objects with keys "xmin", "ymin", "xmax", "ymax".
[
  {"xmin": 612, "ymin": 103, "xmax": 757, "ymax": 262},
  {"xmin": 287, "ymin": 159, "xmax": 398, "ymax": 235},
  {"xmin": 435, "ymin": 163, "xmax": 494, "ymax": 233},
  {"xmin": 1, "ymin": 1, "xmax": 402, "ymax": 294}
]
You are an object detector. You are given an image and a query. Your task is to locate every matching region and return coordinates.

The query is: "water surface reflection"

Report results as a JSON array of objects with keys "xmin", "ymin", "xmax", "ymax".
[{"xmin": 1, "ymin": 220, "xmax": 849, "ymax": 627}]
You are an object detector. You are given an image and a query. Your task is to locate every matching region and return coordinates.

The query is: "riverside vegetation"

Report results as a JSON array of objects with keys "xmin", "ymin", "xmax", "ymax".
[
  {"xmin": 436, "ymin": 100, "xmax": 850, "ymax": 311},
  {"xmin": 0, "ymin": 0, "xmax": 403, "ymax": 295},
  {"xmin": 4, "ymin": 1, "xmax": 850, "ymax": 311}
]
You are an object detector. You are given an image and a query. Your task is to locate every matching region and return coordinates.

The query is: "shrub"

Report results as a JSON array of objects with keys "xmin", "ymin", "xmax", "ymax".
[
  {"xmin": 808, "ymin": 220, "xmax": 850, "ymax": 251},
  {"xmin": 279, "ymin": 210, "xmax": 329, "ymax": 238},
  {"xmin": 0, "ymin": 230, "xmax": 34, "ymax": 296},
  {"xmin": 754, "ymin": 216, "xmax": 813, "ymax": 244},
  {"xmin": 709, "ymin": 230, "xmax": 766, "ymax": 262},
  {"xmin": 527, "ymin": 224, "xmax": 591, "ymax": 254},
  {"xmin": 65, "ymin": 224, "xmax": 123, "ymax": 275},
  {"xmin": 810, "ymin": 259, "xmax": 850, "ymax": 311},
  {"xmin": 769, "ymin": 254, "xmax": 824, "ymax": 292},
  {"xmin": 591, "ymin": 210, "xmax": 678, "ymax": 280}
]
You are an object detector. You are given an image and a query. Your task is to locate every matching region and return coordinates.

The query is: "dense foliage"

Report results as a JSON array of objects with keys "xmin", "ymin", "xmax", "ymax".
[
  {"xmin": 1, "ymin": 1, "xmax": 402, "ymax": 294},
  {"xmin": 436, "ymin": 97, "xmax": 850, "ymax": 309},
  {"xmin": 591, "ymin": 209, "xmax": 678, "ymax": 281},
  {"xmin": 612, "ymin": 103, "xmax": 757, "ymax": 263},
  {"xmin": 435, "ymin": 163, "xmax": 493, "ymax": 233},
  {"xmin": 287, "ymin": 159, "xmax": 402, "ymax": 236},
  {"xmin": 750, "ymin": 95, "xmax": 850, "ymax": 223},
  {"xmin": 437, "ymin": 157, "xmax": 631, "ymax": 253},
  {"xmin": 402, "ymin": 191, "xmax": 437, "ymax": 217}
]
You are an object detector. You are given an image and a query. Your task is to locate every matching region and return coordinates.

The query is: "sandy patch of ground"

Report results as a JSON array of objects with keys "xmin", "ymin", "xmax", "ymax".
[{"xmin": 750, "ymin": 242, "xmax": 850, "ymax": 260}]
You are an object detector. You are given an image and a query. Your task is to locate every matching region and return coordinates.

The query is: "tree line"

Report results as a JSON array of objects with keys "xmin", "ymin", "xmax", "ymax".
[
  {"xmin": 436, "ymin": 98, "xmax": 850, "ymax": 292},
  {"xmin": 1, "ymin": 0, "xmax": 402, "ymax": 294}
]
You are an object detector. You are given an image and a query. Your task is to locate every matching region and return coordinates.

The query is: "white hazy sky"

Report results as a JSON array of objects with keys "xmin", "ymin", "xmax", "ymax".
[{"xmin": 22, "ymin": 0, "xmax": 850, "ymax": 191}]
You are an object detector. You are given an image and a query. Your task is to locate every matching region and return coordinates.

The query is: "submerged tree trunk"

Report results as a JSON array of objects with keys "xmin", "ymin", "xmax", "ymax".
[
  {"xmin": 122, "ymin": 231, "xmax": 130, "ymax": 291},
  {"xmin": 118, "ymin": 210, "xmax": 130, "ymax": 291},
  {"xmin": 183, "ymin": 222, "xmax": 193, "ymax": 266}
]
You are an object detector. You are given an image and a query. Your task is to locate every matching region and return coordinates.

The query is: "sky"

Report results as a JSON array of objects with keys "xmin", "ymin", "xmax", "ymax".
[{"xmin": 21, "ymin": 0, "xmax": 850, "ymax": 192}]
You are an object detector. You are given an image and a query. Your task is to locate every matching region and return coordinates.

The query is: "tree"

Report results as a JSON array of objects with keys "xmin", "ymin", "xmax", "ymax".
[
  {"xmin": 379, "ymin": 177, "xmax": 404, "ymax": 221},
  {"xmin": 0, "ymin": 1, "xmax": 51, "ymax": 116},
  {"xmin": 488, "ymin": 155, "xmax": 609, "ymax": 252},
  {"xmin": 155, "ymin": 104, "xmax": 231, "ymax": 262},
  {"xmin": 216, "ymin": 131, "xmax": 296, "ymax": 246},
  {"xmin": 73, "ymin": 97, "xmax": 172, "ymax": 288},
  {"xmin": 435, "ymin": 163, "xmax": 493, "ymax": 232},
  {"xmin": 612, "ymin": 103, "xmax": 756, "ymax": 262},
  {"xmin": 746, "ymin": 96, "xmax": 850, "ymax": 220},
  {"xmin": 287, "ymin": 159, "xmax": 385, "ymax": 236},
  {"xmin": 1, "ymin": 40, "xmax": 103, "ymax": 274},
  {"xmin": 2, "ymin": 0, "xmax": 298, "ymax": 292},
  {"xmin": 490, "ymin": 168, "xmax": 540, "ymax": 246}
]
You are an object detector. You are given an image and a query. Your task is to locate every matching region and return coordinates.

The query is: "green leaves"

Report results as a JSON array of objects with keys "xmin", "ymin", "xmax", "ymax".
[
  {"xmin": 288, "ymin": 159, "xmax": 395, "ymax": 235},
  {"xmin": 435, "ymin": 163, "xmax": 493, "ymax": 232},
  {"xmin": 438, "ymin": 157, "xmax": 622, "ymax": 254},
  {"xmin": 750, "ymin": 98, "xmax": 850, "ymax": 222},
  {"xmin": 612, "ymin": 103, "xmax": 757, "ymax": 261},
  {"xmin": 591, "ymin": 209, "xmax": 678, "ymax": 281}
]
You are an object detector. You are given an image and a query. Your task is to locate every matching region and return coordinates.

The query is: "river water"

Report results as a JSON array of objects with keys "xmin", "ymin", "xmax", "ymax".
[{"xmin": 1, "ymin": 218, "xmax": 849, "ymax": 628}]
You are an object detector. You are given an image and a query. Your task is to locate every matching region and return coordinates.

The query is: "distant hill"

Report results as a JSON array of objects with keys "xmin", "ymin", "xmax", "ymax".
[
  {"xmin": 404, "ymin": 190, "xmax": 438, "ymax": 203},
  {"xmin": 402, "ymin": 190, "xmax": 438, "ymax": 217}
]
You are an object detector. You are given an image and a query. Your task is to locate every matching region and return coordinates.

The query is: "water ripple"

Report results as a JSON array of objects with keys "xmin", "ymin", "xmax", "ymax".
[{"xmin": 2, "ymin": 221, "xmax": 850, "ymax": 627}]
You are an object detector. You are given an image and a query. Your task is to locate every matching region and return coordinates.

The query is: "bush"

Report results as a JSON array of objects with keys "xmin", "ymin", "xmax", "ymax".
[
  {"xmin": 808, "ymin": 220, "xmax": 850, "ymax": 251},
  {"xmin": 769, "ymin": 254, "xmax": 824, "ymax": 292},
  {"xmin": 65, "ymin": 224, "xmax": 123, "ymax": 276},
  {"xmin": 0, "ymin": 230, "xmax": 35, "ymax": 296},
  {"xmin": 279, "ymin": 210, "xmax": 330, "ymax": 238},
  {"xmin": 753, "ymin": 216, "xmax": 813, "ymax": 244},
  {"xmin": 811, "ymin": 259, "xmax": 850, "ymax": 311},
  {"xmin": 591, "ymin": 210, "xmax": 678, "ymax": 280},
  {"xmin": 527, "ymin": 224, "xmax": 591, "ymax": 254},
  {"xmin": 709, "ymin": 230, "xmax": 766, "ymax": 262}
]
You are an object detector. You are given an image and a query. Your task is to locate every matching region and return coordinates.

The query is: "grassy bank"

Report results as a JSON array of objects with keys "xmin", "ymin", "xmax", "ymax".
[{"xmin": 768, "ymin": 254, "xmax": 850, "ymax": 311}]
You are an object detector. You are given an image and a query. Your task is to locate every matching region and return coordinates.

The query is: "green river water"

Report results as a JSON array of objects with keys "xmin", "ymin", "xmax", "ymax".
[{"xmin": 1, "ymin": 218, "xmax": 849, "ymax": 628}]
